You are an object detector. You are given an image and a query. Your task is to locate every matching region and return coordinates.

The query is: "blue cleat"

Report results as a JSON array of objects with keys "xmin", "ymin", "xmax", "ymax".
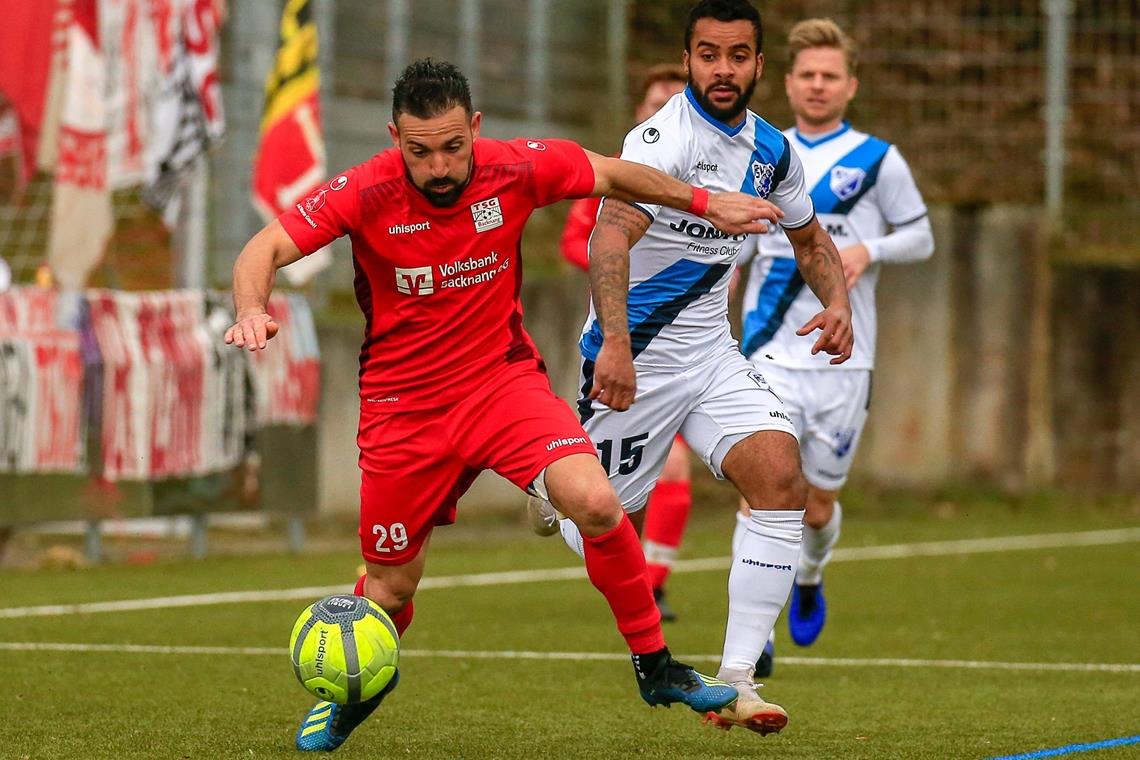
[
  {"xmin": 754, "ymin": 635, "xmax": 775, "ymax": 679},
  {"xmin": 295, "ymin": 670, "xmax": 400, "ymax": 752},
  {"xmin": 636, "ymin": 655, "xmax": 738, "ymax": 714},
  {"xmin": 788, "ymin": 582, "xmax": 826, "ymax": 646}
]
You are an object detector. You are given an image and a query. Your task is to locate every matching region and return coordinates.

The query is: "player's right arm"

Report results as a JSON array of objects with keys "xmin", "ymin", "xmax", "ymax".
[
  {"xmin": 585, "ymin": 151, "xmax": 780, "ymax": 236},
  {"xmin": 586, "ymin": 198, "xmax": 653, "ymax": 412},
  {"xmin": 225, "ymin": 219, "xmax": 304, "ymax": 351}
]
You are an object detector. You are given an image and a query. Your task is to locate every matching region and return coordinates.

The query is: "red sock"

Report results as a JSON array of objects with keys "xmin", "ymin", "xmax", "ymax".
[
  {"xmin": 389, "ymin": 601, "xmax": 414, "ymax": 636},
  {"xmin": 353, "ymin": 574, "xmax": 415, "ymax": 636},
  {"xmin": 642, "ymin": 480, "xmax": 692, "ymax": 590},
  {"xmin": 582, "ymin": 516, "xmax": 665, "ymax": 654}
]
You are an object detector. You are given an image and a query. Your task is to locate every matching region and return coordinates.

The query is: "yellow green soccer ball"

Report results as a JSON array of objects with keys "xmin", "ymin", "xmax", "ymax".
[{"xmin": 289, "ymin": 595, "xmax": 400, "ymax": 704}]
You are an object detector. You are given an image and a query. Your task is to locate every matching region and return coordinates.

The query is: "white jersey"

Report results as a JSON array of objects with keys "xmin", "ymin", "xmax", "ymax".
[
  {"xmin": 578, "ymin": 88, "xmax": 815, "ymax": 370},
  {"xmin": 740, "ymin": 124, "xmax": 929, "ymax": 370}
]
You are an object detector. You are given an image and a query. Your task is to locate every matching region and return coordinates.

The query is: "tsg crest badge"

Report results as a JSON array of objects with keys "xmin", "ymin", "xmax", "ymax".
[
  {"xmin": 751, "ymin": 161, "xmax": 775, "ymax": 198},
  {"xmin": 830, "ymin": 166, "xmax": 866, "ymax": 201}
]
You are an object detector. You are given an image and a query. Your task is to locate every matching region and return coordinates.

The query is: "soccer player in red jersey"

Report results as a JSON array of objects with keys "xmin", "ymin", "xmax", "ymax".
[
  {"xmin": 224, "ymin": 59, "xmax": 782, "ymax": 752},
  {"xmin": 542, "ymin": 64, "xmax": 696, "ymax": 624}
]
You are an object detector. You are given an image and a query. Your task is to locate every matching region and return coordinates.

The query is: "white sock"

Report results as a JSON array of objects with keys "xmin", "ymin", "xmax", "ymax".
[
  {"xmin": 797, "ymin": 502, "xmax": 842, "ymax": 586},
  {"xmin": 730, "ymin": 511, "xmax": 749, "ymax": 556},
  {"xmin": 559, "ymin": 518, "xmax": 586, "ymax": 559},
  {"xmin": 718, "ymin": 509, "xmax": 803, "ymax": 679}
]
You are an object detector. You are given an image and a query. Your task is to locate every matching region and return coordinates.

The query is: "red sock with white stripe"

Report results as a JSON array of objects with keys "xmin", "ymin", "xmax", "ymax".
[
  {"xmin": 581, "ymin": 515, "xmax": 666, "ymax": 654},
  {"xmin": 642, "ymin": 480, "xmax": 692, "ymax": 590}
]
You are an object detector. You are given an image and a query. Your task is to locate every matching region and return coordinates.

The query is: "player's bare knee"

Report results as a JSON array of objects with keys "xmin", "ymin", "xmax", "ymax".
[
  {"xmin": 774, "ymin": 466, "xmax": 809, "ymax": 508},
  {"xmin": 567, "ymin": 482, "xmax": 623, "ymax": 536},
  {"xmin": 363, "ymin": 572, "xmax": 416, "ymax": 614}
]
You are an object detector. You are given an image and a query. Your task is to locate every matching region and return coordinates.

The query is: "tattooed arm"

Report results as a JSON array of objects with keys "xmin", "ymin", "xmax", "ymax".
[
  {"xmin": 784, "ymin": 218, "xmax": 855, "ymax": 364},
  {"xmin": 586, "ymin": 199, "xmax": 652, "ymax": 411}
]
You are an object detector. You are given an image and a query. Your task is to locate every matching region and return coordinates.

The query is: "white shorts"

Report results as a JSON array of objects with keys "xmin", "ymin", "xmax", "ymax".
[
  {"xmin": 577, "ymin": 349, "xmax": 798, "ymax": 512},
  {"xmin": 750, "ymin": 357, "xmax": 872, "ymax": 491}
]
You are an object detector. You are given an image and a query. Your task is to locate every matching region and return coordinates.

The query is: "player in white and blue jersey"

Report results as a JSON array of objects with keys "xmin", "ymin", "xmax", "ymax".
[
  {"xmin": 545, "ymin": 0, "xmax": 854, "ymax": 735},
  {"xmin": 737, "ymin": 18, "xmax": 935, "ymax": 672}
]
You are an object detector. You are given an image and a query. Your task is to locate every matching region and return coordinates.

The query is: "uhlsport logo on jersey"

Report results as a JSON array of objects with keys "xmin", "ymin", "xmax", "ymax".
[
  {"xmin": 470, "ymin": 197, "xmax": 504, "ymax": 233},
  {"xmin": 395, "ymin": 266, "xmax": 434, "ymax": 295},
  {"xmin": 751, "ymin": 161, "xmax": 775, "ymax": 197},
  {"xmin": 546, "ymin": 436, "xmax": 589, "ymax": 452},
  {"xmin": 830, "ymin": 166, "xmax": 867, "ymax": 201}
]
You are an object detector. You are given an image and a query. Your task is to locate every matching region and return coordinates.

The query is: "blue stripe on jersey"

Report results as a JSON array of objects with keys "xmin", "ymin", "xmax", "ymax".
[
  {"xmin": 684, "ymin": 86, "xmax": 746, "ymax": 137},
  {"xmin": 740, "ymin": 257, "xmax": 805, "ymax": 358},
  {"xmin": 579, "ymin": 258, "xmax": 731, "ymax": 361},
  {"xmin": 739, "ymin": 120, "xmax": 792, "ymax": 200},
  {"xmin": 809, "ymin": 136, "xmax": 891, "ymax": 215}
]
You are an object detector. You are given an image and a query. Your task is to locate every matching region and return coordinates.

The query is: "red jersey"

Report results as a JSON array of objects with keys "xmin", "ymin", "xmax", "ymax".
[{"xmin": 279, "ymin": 137, "xmax": 596, "ymax": 411}]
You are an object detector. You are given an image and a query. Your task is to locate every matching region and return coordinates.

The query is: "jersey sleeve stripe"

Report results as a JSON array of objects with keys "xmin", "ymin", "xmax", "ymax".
[
  {"xmin": 890, "ymin": 209, "xmax": 930, "ymax": 227},
  {"xmin": 780, "ymin": 211, "xmax": 816, "ymax": 231},
  {"xmin": 629, "ymin": 202, "xmax": 656, "ymax": 222}
]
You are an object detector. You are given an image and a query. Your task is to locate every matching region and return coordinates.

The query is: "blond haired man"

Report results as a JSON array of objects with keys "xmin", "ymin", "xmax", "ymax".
[{"xmin": 738, "ymin": 18, "xmax": 934, "ymax": 674}]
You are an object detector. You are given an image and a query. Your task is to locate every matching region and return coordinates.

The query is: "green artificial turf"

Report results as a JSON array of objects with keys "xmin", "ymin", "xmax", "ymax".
[{"xmin": 1, "ymin": 498, "xmax": 1137, "ymax": 759}]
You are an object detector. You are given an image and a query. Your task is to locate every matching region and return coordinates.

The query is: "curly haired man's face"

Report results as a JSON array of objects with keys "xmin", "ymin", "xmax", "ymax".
[{"xmin": 389, "ymin": 106, "xmax": 481, "ymax": 207}]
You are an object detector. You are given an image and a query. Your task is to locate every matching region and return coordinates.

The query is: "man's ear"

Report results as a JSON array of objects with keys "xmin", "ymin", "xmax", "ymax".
[
  {"xmin": 387, "ymin": 121, "xmax": 400, "ymax": 147},
  {"xmin": 470, "ymin": 111, "xmax": 482, "ymax": 141}
]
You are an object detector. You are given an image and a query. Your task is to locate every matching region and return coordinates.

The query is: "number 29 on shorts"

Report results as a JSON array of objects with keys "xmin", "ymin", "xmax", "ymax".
[{"xmin": 372, "ymin": 522, "xmax": 409, "ymax": 553}]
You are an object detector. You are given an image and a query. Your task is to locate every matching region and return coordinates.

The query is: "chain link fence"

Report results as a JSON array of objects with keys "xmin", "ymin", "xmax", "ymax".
[{"xmin": 1, "ymin": 0, "xmax": 1137, "ymax": 288}]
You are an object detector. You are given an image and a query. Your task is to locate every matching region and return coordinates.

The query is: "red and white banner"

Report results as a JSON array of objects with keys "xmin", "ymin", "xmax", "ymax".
[
  {"xmin": 0, "ymin": 288, "xmax": 86, "ymax": 474},
  {"xmin": 102, "ymin": 0, "xmax": 161, "ymax": 189},
  {"xmin": 248, "ymin": 293, "xmax": 320, "ymax": 426},
  {"xmin": 144, "ymin": 0, "xmax": 223, "ymax": 223},
  {"xmin": 87, "ymin": 289, "xmax": 248, "ymax": 481},
  {"xmin": 46, "ymin": 0, "xmax": 114, "ymax": 291}
]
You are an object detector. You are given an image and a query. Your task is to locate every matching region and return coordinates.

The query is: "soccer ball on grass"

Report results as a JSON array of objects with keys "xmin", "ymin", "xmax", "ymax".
[{"xmin": 289, "ymin": 594, "xmax": 399, "ymax": 704}]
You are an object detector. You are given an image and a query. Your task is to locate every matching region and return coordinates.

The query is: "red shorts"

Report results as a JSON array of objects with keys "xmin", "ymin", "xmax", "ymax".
[{"xmin": 356, "ymin": 365, "xmax": 597, "ymax": 565}]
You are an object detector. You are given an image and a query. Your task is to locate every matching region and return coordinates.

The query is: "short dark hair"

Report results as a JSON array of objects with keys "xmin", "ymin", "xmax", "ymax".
[
  {"xmin": 684, "ymin": 0, "xmax": 763, "ymax": 54},
  {"xmin": 391, "ymin": 58, "xmax": 473, "ymax": 122}
]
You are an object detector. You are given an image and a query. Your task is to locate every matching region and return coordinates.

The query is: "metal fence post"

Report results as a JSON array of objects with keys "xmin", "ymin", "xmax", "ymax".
[
  {"xmin": 607, "ymin": 0, "xmax": 630, "ymax": 141},
  {"xmin": 1043, "ymin": 0, "xmax": 1072, "ymax": 219}
]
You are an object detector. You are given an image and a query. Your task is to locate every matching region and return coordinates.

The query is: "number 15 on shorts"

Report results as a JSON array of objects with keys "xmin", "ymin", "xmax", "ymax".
[{"xmin": 596, "ymin": 433, "xmax": 649, "ymax": 476}]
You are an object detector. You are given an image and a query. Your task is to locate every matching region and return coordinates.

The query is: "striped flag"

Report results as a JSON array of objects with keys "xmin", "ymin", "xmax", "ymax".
[{"xmin": 251, "ymin": 0, "xmax": 330, "ymax": 286}]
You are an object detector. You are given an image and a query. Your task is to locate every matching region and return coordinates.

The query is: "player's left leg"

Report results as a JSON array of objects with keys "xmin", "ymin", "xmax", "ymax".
[
  {"xmin": 461, "ymin": 367, "xmax": 736, "ymax": 714},
  {"xmin": 297, "ymin": 547, "xmax": 430, "ymax": 752},
  {"xmin": 681, "ymin": 354, "xmax": 804, "ymax": 734},
  {"xmin": 298, "ymin": 407, "xmax": 473, "ymax": 753},
  {"xmin": 788, "ymin": 367, "xmax": 870, "ymax": 647},
  {"xmin": 541, "ymin": 454, "xmax": 736, "ymax": 713}
]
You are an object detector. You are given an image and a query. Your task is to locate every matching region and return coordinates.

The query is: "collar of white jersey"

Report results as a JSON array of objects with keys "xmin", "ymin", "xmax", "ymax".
[
  {"xmin": 683, "ymin": 86, "xmax": 748, "ymax": 138},
  {"xmin": 792, "ymin": 121, "xmax": 852, "ymax": 148}
]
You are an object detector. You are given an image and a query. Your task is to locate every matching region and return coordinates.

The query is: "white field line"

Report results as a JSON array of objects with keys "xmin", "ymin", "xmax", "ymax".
[
  {"xmin": 0, "ymin": 641, "xmax": 1137, "ymax": 674},
  {"xmin": 1, "ymin": 527, "xmax": 1138, "ymax": 620}
]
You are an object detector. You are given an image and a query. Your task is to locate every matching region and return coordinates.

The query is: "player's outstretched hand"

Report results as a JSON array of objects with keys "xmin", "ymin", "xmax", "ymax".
[
  {"xmin": 796, "ymin": 304, "xmax": 854, "ymax": 365},
  {"xmin": 590, "ymin": 336, "xmax": 637, "ymax": 411},
  {"xmin": 704, "ymin": 192, "xmax": 783, "ymax": 236},
  {"xmin": 224, "ymin": 311, "xmax": 279, "ymax": 352}
]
